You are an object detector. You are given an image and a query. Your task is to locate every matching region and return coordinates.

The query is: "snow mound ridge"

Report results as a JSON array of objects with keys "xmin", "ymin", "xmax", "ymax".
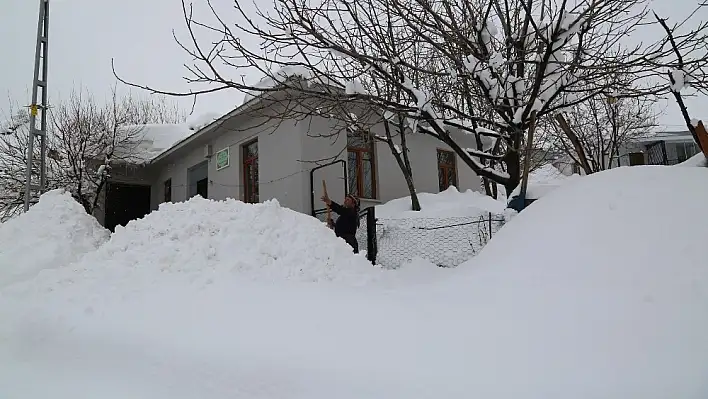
[
  {"xmin": 75, "ymin": 196, "xmax": 379, "ymax": 285},
  {"xmin": 0, "ymin": 189, "xmax": 110, "ymax": 288}
]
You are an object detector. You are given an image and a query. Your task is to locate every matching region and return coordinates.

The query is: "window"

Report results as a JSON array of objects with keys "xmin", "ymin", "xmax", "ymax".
[
  {"xmin": 675, "ymin": 142, "xmax": 687, "ymax": 163},
  {"xmin": 163, "ymin": 179, "xmax": 172, "ymax": 202},
  {"xmin": 437, "ymin": 149, "xmax": 457, "ymax": 191},
  {"xmin": 243, "ymin": 140, "xmax": 259, "ymax": 203},
  {"xmin": 675, "ymin": 141, "xmax": 700, "ymax": 163},
  {"xmin": 571, "ymin": 162, "xmax": 582, "ymax": 175},
  {"xmin": 347, "ymin": 129, "xmax": 376, "ymax": 199}
]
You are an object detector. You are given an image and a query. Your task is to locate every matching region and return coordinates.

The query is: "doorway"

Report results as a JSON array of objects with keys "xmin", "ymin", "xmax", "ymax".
[
  {"xmin": 104, "ymin": 182, "xmax": 152, "ymax": 232},
  {"xmin": 188, "ymin": 161, "xmax": 209, "ymax": 199}
]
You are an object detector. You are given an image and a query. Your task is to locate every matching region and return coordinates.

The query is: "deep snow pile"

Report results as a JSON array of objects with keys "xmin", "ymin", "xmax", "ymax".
[
  {"xmin": 21, "ymin": 196, "xmax": 381, "ymax": 295},
  {"xmin": 509, "ymin": 163, "xmax": 581, "ymax": 200},
  {"xmin": 2, "ymin": 166, "xmax": 708, "ymax": 398},
  {"xmin": 0, "ymin": 190, "xmax": 109, "ymax": 288},
  {"xmin": 376, "ymin": 185, "xmax": 505, "ymax": 219},
  {"xmin": 431, "ymin": 165, "xmax": 708, "ymax": 396}
]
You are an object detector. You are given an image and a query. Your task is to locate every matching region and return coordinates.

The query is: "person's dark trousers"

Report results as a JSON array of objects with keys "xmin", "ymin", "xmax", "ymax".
[{"xmin": 340, "ymin": 234, "xmax": 359, "ymax": 253}]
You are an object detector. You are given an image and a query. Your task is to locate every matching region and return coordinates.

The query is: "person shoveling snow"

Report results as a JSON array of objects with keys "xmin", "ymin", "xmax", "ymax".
[{"xmin": 321, "ymin": 193, "xmax": 361, "ymax": 253}]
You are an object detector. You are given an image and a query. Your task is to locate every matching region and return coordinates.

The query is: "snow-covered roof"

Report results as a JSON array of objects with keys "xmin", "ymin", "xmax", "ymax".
[
  {"xmin": 633, "ymin": 130, "xmax": 695, "ymax": 144},
  {"xmin": 115, "ymin": 124, "xmax": 195, "ymax": 163}
]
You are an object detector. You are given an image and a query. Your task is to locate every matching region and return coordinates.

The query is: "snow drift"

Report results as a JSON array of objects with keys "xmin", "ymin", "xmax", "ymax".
[
  {"xmin": 0, "ymin": 190, "xmax": 109, "ymax": 288},
  {"xmin": 2, "ymin": 166, "xmax": 708, "ymax": 398},
  {"xmin": 432, "ymin": 165, "xmax": 708, "ymax": 397},
  {"xmin": 10, "ymin": 196, "xmax": 380, "ymax": 299},
  {"xmin": 509, "ymin": 163, "xmax": 581, "ymax": 200}
]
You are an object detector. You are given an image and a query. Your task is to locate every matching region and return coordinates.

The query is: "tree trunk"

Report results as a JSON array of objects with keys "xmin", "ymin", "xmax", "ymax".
[
  {"xmin": 503, "ymin": 149, "xmax": 521, "ymax": 196},
  {"xmin": 383, "ymin": 119, "xmax": 421, "ymax": 211}
]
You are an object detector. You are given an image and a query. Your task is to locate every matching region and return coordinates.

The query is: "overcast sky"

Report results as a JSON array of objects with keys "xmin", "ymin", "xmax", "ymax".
[{"xmin": 0, "ymin": 0, "xmax": 705, "ymax": 129}]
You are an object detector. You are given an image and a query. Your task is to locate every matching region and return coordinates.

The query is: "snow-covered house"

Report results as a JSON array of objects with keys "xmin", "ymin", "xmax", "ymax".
[{"xmin": 94, "ymin": 90, "xmax": 485, "ymax": 231}]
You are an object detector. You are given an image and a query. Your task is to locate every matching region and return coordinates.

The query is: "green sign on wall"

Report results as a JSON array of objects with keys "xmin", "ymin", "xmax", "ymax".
[{"xmin": 216, "ymin": 147, "xmax": 230, "ymax": 170}]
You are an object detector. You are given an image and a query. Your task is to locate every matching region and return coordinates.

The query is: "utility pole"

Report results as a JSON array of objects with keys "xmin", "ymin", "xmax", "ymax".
[{"xmin": 24, "ymin": 0, "xmax": 50, "ymax": 212}]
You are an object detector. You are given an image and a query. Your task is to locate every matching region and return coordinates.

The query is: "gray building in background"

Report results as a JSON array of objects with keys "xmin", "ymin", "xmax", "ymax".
[
  {"xmin": 552, "ymin": 130, "xmax": 702, "ymax": 176},
  {"xmin": 96, "ymin": 92, "xmax": 485, "ymax": 231}
]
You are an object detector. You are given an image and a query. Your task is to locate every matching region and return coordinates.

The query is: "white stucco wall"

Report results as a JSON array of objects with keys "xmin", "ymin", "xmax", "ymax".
[
  {"xmin": 301, "ymin": 114, "xmax": 482, "ymax": 213},
  {"xmin": 146, "ymin": 101, "xmax": 483, "ymax": 217},
  {"xmin": 149, "ymin": 105, "xmax": 306, "ymax": 213}
]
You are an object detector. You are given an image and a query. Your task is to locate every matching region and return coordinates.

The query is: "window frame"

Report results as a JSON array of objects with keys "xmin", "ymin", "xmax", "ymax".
[
  {"xmin": 347, "ymin": 129, "xmax": 377, "ymax": 199},
  {"xmin": 436, "ymin": 148, "xmax": 458, "ymax": 191},
  {"xmin": 242, "ymin": 139, "xmax": 259, "ymax": 204}
]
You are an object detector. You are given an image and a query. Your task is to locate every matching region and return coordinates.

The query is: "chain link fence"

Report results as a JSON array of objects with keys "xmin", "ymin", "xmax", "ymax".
[
  {"xmin": 357, "ymin": 212, "xmax": 505, "ymax": 269},
  {"xmin": 317, "ymin": 207, "xmax": 506, "ymax": 268}
]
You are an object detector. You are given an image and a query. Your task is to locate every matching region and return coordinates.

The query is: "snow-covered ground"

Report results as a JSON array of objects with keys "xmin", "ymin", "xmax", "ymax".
[
  {"xmin": 1, "ymin": 165, "xmax": 708, "ymax": 398},
  {"xmin": 509, "ymin": 163, "xmax": 581, "ymax": 200}
]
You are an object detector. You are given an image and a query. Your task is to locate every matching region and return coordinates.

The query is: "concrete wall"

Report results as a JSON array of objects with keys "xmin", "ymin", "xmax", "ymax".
[
  {"xmin": 302, "ymin": 114, "xmax": 482, "ymax": 214},
  {"xmin": 147, "ymin": 99, "xmax": 483, "ymax": 217},
  {"xmin": 149, "ymin": 103, "xmax": 306, "ymax": 213}
]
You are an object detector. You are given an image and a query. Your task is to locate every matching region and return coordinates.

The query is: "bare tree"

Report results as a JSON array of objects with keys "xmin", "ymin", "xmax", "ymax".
[
  {"xmin": 0, "ymin": 88, "xmax": 185, "ymax": 219},
  {"xmin": 552, "ymin": 93, "xmax": 658, "ymax": 174},
  {"xmin": 114, "ymin": 0, "xmax": 708, "ymax": 197},
  {"xmin": 52, "ymin": 87, "xmax": 185, "ymax": 214},
  {"xmin": 651, "ymin": 3, "xmax": 708, "ymax": 154}
]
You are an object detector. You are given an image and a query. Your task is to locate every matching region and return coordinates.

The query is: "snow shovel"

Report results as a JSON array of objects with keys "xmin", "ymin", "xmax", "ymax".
[
  {"xmin": 322, "ymin": 179, "xmax": 333, "ymax": 229},
  {"xmin": 695, "ymin": 120, "xmax": 708, "ymax": 159}
]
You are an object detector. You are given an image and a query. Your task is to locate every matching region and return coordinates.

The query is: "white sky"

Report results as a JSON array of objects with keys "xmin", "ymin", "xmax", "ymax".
[{"xmin": 0, "ymin": 0, "xmax": 706, "ymax": 129}]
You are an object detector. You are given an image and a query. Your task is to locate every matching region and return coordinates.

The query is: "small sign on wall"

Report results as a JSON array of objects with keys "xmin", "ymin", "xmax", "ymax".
[{"xmin": 216, "ymin": 147, "xmax": 230, "ymax": 170}]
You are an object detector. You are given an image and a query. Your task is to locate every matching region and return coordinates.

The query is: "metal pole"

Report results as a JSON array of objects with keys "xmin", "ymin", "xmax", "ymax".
[
  {"xmin": 24, "ymin": 0, "xmax": 49, "ymax": 212},
  {"xmin": 39, "ymin": 1, "xmax": 49, "ymax": 192}
]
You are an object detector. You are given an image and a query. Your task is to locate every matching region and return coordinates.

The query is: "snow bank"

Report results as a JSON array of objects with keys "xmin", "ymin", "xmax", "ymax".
[
  {"xmin": 376, "ymin": 185, "xmax": 505, "ymax": 219},
  {"xmin": 434, "ymin": 165, "xmax": 708, "ymax": 397},
  {"xmin": 2, "ymin": 166, "xmax": 708, "ymax": 398},
  {"xmin": 0, "ymin": 190, "xmax": 109, "ymax": 288},
  {"xmin": 510, "ymin": 163, "xmax": 581, "ymax": 200},
  {"xmin": 9, "ymin": 196, "xmax": 380, "ymax": 300},
  {"xmin": 678, "ymin": 152, "xmax": 708, "ymax": 167}
]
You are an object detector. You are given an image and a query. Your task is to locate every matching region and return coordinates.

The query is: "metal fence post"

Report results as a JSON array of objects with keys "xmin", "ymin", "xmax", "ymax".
[{"xmin": 366, "ymin": 206, "xmax": 377, "ymax": 264}]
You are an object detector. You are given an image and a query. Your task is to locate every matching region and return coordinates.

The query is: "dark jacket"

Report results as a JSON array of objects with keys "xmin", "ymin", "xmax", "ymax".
[{"xmin": 329, "ymin": 201, "xmax": 359, "ymax": 237}]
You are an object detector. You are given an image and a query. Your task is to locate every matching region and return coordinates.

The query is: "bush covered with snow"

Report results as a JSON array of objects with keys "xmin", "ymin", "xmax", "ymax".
[{"xmin": 0, "ymin": 190, "xmax": 109, "ymax": 288}]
